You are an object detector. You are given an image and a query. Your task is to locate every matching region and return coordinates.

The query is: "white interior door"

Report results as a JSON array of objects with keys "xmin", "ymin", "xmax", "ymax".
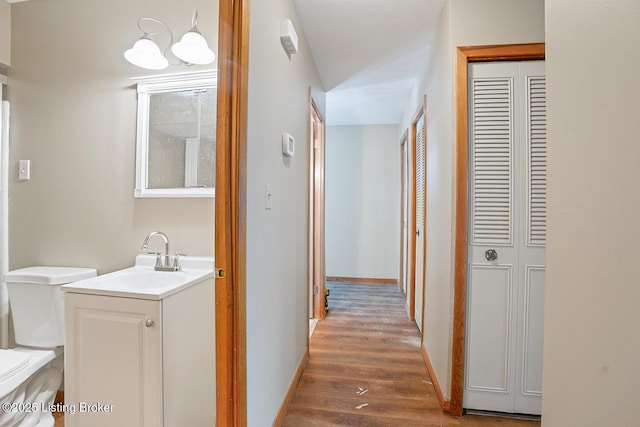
[
  {"xmin": 464, "ymin": 61, "xmax": 546, "ymax": 415},
  {"xmin": 401, "ymin": 138, "xmax": 409, "ymax": 294},
  {"xmin": 414, "ymin": 112, "xmax": 426, "ymax": 331}
]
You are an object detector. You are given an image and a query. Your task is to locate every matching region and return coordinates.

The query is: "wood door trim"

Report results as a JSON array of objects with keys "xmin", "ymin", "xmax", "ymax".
[
  {"xmin": 407, "ymin": 105, "xmax": 420, "ymax": 320},
  {"xmin": 216, "ymin": 0, "xmax": 250, "ymax": 425},
  {"xmin": 408, "ymin": 96, "xmax": 427, "ymax": 329},
  {"xmin": 449, "ymin": 43, "xmax": 545, "ymax": 417},
  {"xmin": 309, "ymin": 94, "xmax": 326, "ymax": 319}
]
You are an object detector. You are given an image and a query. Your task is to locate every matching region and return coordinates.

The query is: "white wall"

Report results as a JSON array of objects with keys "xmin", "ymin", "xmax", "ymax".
[
  {"xmin": 542, "ymin": 1, "xmax": 640, "ymax": 425},
  {"xmin": 7, "ymin": 0, "xmax": 216, "ymax": 273},
  {"xmin": 413, "ymin": 0, "xmax": 456, "ymax": 401},
  {"xmin": 245, "ymin": 0, "xmax": 324, "ymax": 424},
  {"xmin": 0, "ymin": 1, "xmax": 9, "ymax": 68},
  {"xmin": 451, "ymin": 0, "xmax": 545, "ymax": 46},
  {"xmin": 399, "ymin": 0, "xmax": 545, "ymax": 400},
  {"xmin": 325, "ymin": 124, "xmax": 400, "ymax": 280}
]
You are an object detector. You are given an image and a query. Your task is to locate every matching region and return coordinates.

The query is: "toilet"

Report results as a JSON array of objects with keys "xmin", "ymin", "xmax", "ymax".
[{"xmin": 0, "ymin": 266, "xmax": 96, "ymax": 427}]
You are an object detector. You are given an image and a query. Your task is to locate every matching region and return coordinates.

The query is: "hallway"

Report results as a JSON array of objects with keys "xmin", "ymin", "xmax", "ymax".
[{"xmin": 281, "ymin": 282, "xmax": 541, "ymax": 426}]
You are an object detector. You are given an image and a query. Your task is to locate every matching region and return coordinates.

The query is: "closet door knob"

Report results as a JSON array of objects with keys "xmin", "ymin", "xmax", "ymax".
[
  {"xmin": 484, "ymin": 249, "xmax": 498, "ymax": 262},
  {"xmin": 145, "ymin": 319, "xmax": 154, "ymax": 327}
]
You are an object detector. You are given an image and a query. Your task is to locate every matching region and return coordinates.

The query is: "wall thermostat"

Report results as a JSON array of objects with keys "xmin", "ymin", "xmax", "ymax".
[{"xmin": 282, "ymin": 133, "xmax": 295, "ymax": 157}]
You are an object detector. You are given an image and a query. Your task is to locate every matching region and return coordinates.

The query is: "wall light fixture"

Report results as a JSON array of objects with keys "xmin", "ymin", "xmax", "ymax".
[{"xmin": 124, "ymin": 10, "xmax": 215, "ymax": 70}]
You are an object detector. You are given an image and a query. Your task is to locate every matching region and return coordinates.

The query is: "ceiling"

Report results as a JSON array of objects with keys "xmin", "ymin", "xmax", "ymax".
[
  {"xmin": 5, "ymin": 0, "xmax": 445, "ymax": 125},
  {"xmin": 292, "ymin": 0, "xmax": 446, "ymax": 125}
]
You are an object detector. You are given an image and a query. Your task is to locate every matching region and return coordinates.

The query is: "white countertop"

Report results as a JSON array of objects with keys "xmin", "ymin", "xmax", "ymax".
[{"xmin": 61, "ymin": 255, "xmax": 215, "ymax": 300}]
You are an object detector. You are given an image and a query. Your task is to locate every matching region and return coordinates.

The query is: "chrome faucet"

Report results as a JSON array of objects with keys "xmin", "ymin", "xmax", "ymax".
[{"xmin": 141, "ymin": 231, "xmax": 181, "ymax": 271}]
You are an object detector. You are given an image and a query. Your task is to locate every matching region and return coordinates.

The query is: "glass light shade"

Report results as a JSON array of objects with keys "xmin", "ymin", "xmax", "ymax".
[
  {"xmin": 124, "ymin": 38, "xmax": 169, "ymax": 70},
  {"xmin": 171, "ymin": 31, "xmax": 215, "ymax": 65}
]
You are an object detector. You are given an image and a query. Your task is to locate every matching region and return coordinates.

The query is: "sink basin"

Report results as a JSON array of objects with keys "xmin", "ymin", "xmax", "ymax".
[
  {"xmin": 86, "ymin": 269, "xmax": 191, "ymax": 289},
  {"xmin": 60, "ymin": 255, "xmax": 215, "ymax": 300}
]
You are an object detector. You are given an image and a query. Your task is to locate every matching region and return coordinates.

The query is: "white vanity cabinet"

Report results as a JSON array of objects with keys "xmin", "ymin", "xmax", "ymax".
[{"xmin": 63, "ymin": 276, "xmax": 215, "ymax": 427}]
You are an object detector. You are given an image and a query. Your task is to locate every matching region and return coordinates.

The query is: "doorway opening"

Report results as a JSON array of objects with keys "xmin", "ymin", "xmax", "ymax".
[
  {"xmin": 399, "ymin": 130, "xmax": 409, "ymax": 295},
  {"xmin": 308, "ymin": 94, "xmax": 327, "ymax": 325}
]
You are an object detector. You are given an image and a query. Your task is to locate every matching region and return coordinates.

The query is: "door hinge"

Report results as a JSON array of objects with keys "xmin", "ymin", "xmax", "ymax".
[
  {"xmin": 215, "ymin": 268, "xmax": 226, "ymax": 278},
  {"xmin": 313, "ymin": 285, "xmax": 319, "ymax": 296}
]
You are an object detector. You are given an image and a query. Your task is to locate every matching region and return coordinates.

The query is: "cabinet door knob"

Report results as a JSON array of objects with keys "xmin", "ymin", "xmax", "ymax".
[{"xmin": 145, "ymin": 319, "xmax": 154, "ymax": 327}]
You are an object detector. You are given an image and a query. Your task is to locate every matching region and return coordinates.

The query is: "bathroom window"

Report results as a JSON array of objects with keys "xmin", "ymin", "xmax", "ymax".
[{"xmin": 134, "ymin": 71, "xmax": 216, "ymax": 198}]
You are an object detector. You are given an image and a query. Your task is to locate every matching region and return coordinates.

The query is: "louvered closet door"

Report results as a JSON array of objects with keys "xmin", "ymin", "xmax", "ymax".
[
  {"xmin": 414, "ymin": 112, "xmax": 426, "ymax": 331},
  {"xmin": 514, "ymin": 61, "xmax": 546, "ymax": 415},
  {"xmin": 464, "ymin": 61, "xmax": 546, "ymax": 415}
]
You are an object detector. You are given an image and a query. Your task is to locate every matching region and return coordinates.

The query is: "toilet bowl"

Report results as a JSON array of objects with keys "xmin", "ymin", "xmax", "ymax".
[{"xmin": 0, "ymin": 266, "xmax": 96, "ymax": 427}]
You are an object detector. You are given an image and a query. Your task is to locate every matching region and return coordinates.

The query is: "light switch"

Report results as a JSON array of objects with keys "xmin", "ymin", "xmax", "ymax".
[
  {"xmin": 19, "ymin": 160, "xmax": 30, "ymax": 181},
  {"xmin": 265, "ymin": 184, "xmax": 272, "ymax": 210}
]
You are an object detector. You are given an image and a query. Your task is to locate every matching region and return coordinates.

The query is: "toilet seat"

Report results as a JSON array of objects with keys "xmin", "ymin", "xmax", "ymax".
[
  {"xmin": 0, "ymin": 347, "xmax": 60, "ymax": 401},
  {"xmin": 0, "ymin": 350, "xmax": 29, "ymax": 382}
]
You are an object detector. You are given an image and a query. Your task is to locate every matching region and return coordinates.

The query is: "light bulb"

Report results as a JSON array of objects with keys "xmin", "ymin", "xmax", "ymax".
[
  {"xmin": 124, "ymin": 38, "xmax": 169, "ymax": 70},
  {"xmin": 171, "ymin": 31, "xmax": 215, "ymax": 65}
]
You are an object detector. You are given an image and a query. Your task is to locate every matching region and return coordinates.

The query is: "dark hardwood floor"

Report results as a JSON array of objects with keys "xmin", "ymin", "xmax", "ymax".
[{"xmin": 281, "ymin": 282, "xmax": 541, "ymax": 427}]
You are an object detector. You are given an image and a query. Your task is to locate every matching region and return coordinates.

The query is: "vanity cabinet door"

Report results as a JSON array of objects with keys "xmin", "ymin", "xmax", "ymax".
[{"xmin": 64, "ymin": 293, "xmax": 162, "ymax": 427}]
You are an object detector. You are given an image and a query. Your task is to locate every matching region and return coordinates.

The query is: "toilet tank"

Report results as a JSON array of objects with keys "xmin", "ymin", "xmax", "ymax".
[{"xmin": 6, "ymin": 266, "xmax": 97, "ymax": 348}]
